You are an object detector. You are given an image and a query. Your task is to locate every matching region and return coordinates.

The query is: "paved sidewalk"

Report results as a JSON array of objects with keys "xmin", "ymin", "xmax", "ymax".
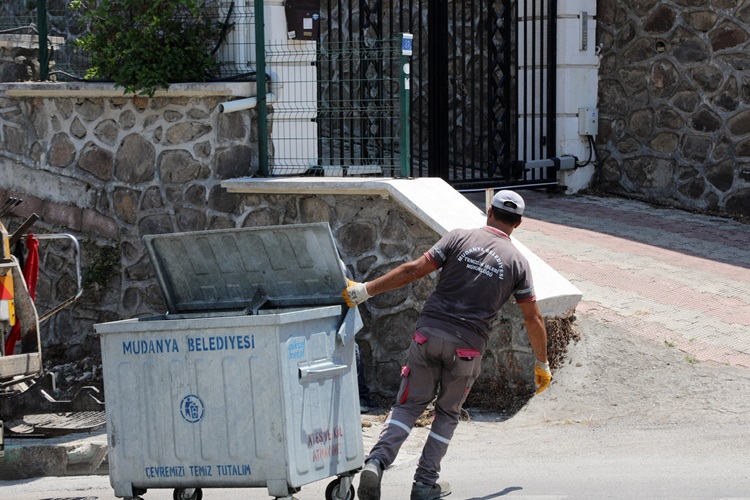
[{"xmin": 508, "ymin": 190, "xmax": 750, "ymax": 368}]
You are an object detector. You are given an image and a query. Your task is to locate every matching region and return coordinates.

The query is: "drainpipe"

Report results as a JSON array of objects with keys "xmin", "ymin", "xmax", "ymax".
[{"xmin": 218, "ymin": 93, "xmax": 277, "ymax": 114}]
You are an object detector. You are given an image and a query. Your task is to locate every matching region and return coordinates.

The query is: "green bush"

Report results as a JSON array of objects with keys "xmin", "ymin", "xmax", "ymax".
[{"xmin": 71, "ymin": 0, "xmax": 221, "ymax": 96}]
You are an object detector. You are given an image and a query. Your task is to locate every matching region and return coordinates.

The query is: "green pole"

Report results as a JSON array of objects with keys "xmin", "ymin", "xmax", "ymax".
[
  {"xmin": 37, "ymin": 0, "xmax": 49, "ymax": 81},
  {"xmin": 254, "ymin": 0, "xmax": 268, "ymax": 176},
  {"xmin": 399, "ymin": 33, "xmax": 413, "ymax": 178}
]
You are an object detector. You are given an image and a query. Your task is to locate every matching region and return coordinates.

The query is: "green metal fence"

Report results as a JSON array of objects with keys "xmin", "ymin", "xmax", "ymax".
[{"xmin": 266, "ymin": 35, "xmax": 411, "ymax": 177}]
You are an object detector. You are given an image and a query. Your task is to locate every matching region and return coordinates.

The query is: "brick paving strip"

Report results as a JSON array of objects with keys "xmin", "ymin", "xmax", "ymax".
[{"xmin": 516, "ymin": 192, "xmax": 750, "ymax": 369}]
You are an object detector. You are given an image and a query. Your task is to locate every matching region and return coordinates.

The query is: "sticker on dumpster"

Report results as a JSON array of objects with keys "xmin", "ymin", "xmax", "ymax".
[
  {"xmin": 144, "ymin": 464, "xmax": 252, "ymax": 479},
  {"xmin": 122, "ymin": 338, "xmax": 179, "ymax": 354},
  {"xmin": 288, "ymin": 337, "xmax": 306, "ymax": 360},
  {"xmin": 121, "ymin": 334, "xmax": 256, "ymax": 356},
  {"xmin": 180, "ymin": 395, "xmax": 204, "ymax": 423},
  {"xmin": 144, "ymin": 465, "xmax": 186, "ymax": 478},
  {"xmin": 308, "ymin": 425, "xmax": 344, "ymax": 462},
  {"xmin": 187, "ymin": 334, "xmax": 255, "ymax": 352}
]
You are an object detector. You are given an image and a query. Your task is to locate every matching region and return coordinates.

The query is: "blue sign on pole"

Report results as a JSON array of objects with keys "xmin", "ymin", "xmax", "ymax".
[{"xmin": 401, "ymin": 34, "xmax": 414, "ymax": 56}]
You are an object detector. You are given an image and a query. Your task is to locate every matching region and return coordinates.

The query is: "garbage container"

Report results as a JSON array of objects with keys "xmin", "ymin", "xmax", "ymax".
[{"xmin": 95, "ymin": 223, "xmax": 364, "ymax": 500}]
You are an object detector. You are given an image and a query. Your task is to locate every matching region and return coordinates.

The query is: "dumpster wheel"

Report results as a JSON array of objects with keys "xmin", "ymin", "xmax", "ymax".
[
  {"xmin": 173, "ymin": 487, "xmax": 202, "ymax": 500},
  {"xmin": 325, "ymin": 477, "xmax": 355, "ymax": 500}
]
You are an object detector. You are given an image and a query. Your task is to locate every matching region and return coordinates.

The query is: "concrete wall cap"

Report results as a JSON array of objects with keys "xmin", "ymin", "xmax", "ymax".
[
  {"xmin": 0, "ymin": 81, "xmax": 256, "ymax": 98},
  {"xmin": 223, "ymin": 177, "xmax": 583, "ymax": 315}
]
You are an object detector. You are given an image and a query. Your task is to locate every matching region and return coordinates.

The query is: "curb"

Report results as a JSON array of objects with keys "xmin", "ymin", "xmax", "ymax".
[{"xmin": 0, "ymin": 429, "xmax": 108, "ymax": 480}]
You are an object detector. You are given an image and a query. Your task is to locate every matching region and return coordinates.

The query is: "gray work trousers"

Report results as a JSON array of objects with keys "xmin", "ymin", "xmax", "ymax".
[{"xmin": 366, "ymin": 326, "xmax": 483, "ymax": 485}]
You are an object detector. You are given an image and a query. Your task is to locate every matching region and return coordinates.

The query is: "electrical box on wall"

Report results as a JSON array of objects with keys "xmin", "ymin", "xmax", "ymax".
[
  {"xmin": 579, "ymin": 11, "xmax": 588, "ymax": 51},
  {"xmin": 285, "ymin": 0, "xmax": 320, "ymax": 40},
  {"xmin": 578, "ymin": 107, "xmax": 599, "ymax": 136}
]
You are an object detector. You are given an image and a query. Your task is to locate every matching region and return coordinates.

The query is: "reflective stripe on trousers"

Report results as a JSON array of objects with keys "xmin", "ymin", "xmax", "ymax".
[{"xmin": 366, "ymin": 327, "xmax": 482, "ymax": 485}]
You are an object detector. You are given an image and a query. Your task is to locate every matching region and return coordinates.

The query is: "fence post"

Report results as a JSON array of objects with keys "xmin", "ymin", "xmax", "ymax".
[
  {"xmin": 399, "ymin": 33, "xmax": 413, "ymax": 178},
  {"xmin": 428, "ymin": 0, "xmax": 448, "ymax": 179},
  {"xmin": 36, "ymin": 0, "xmax": 49, "ymax": 81},
  {"xmin": 545, "ymin": 0, "xmax": 558, "ymax": 160},
  {"xmin": 254, "ymin": 0, "xmax": 269, "ymax": 176}
]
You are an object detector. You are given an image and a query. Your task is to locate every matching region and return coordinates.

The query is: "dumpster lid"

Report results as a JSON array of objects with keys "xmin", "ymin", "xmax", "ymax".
[{"xmin": 144, "ymin": 223, "xmax": 349, "ymax": 314}]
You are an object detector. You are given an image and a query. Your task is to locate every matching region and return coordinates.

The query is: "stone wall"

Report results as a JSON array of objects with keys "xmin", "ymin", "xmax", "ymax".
[
  {"xmin": 596, "ymin": 0, "xmax": 750, "ymax": 217},
  {"xmin": 1, "ymin": 92, "xmax": 258, "ymax": 376}
]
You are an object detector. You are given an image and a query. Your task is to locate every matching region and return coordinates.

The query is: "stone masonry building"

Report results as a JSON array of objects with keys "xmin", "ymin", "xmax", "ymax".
[{"xmin": 596, "ymin": 0, "xmax": 750, "ymax": 216}]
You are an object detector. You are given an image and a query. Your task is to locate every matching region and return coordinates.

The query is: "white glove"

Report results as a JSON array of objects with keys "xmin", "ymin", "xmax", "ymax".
[{"xmin": 342, "ymin": 279, "xmax": 372, "ymax": 307}]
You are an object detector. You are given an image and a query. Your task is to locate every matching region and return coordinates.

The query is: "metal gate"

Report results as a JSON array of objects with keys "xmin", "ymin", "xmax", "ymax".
[{"xmin": 318, "ymin": 0, "xmax": 558, "ymax": 189}]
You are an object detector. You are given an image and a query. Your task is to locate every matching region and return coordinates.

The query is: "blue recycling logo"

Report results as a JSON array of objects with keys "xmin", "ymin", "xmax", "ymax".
[{"xmin": 180, "ymin": 394, "xmax": 204, "ymax": 423}]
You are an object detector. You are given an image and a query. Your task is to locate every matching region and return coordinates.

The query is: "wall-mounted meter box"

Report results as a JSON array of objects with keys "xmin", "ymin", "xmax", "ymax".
[
  {"xmin": 285, "ymin": 0, "xmax": 320, "ymax": 40},
  {"xmin": 578, "ymin": 107, "xmax": 599, "ymax": 136}
]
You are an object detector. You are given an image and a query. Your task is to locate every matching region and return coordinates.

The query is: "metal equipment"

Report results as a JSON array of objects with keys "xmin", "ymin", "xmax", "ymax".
[{"xmin": 0, "ymin": 198, "xmax": 105, "ymax": 456}]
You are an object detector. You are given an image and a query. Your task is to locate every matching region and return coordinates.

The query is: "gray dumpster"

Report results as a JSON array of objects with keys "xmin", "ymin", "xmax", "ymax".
[{"xmin": 95, "ymin": 223, "xmax": 364, "ymax": 500}]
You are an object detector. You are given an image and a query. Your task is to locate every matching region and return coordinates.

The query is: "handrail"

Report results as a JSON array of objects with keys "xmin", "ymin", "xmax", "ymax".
[{"xmin": 33, "ymin": 233, "xmax": 83, "ymax": 323}]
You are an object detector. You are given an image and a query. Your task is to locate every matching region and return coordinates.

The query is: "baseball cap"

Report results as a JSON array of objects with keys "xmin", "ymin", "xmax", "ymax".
[{"xmin": 490, "ymin": 190, "xmax": 525, "ymax": 215}]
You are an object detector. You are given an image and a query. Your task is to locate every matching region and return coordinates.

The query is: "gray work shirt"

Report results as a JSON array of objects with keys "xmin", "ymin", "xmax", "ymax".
[{"xmin": 415, "ymin": 226, "xmax": 536, "ymax": 352}]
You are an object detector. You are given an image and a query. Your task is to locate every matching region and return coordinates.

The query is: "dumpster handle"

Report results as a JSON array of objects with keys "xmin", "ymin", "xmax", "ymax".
[{"xmin": 299, "ymin": 361, "xmax": 348, "ymax": 382}]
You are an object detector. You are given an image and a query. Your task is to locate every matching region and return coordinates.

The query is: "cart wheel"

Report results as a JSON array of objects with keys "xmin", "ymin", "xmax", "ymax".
[
  {"xmin": 173, "ymin": 488, "xmax": 203, "ymax": 500},
  {"xmin": 325, "ymin": 477, "xmax": 355, "ymax": 500},
  {"xmin": 127, "ymin": 486, "xmax": 147, "ymax": 499}
]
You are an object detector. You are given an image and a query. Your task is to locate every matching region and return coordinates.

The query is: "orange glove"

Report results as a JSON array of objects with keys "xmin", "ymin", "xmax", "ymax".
[
  {"xmin": 534, "ymin": 360, "xmax": 552, "ymax": 394},
  {"xmin": 342, "ymin": 279, "xmax": 372, "ymax": 307}
]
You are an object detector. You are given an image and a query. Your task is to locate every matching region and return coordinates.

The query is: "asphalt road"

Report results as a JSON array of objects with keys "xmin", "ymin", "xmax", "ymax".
[{"xmin": 3, "ymin": 425, "xmax": 749, "ymax": 500}]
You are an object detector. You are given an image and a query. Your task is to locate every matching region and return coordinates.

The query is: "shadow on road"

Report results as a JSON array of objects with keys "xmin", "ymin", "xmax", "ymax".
[{"xmin": 466, "ymin": 486, "xmax": 524, "ymax": 499}]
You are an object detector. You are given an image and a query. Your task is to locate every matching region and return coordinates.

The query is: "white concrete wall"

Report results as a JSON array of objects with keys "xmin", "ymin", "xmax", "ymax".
[
  {"xmin": 555, "ymin": 1, "xmax": 599, "ymax": 193},
  {"xmin": 264, "ymin": 39, "xmax": 319, "ymax": 175},
  {"xmin": 250, "ymin": 0, "xmax": 319, "ymax": 175}
]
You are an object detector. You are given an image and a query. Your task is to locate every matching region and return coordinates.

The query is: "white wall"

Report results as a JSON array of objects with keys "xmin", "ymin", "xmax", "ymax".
[{"xmin": 555, "ymin": 1, "xmax": 599, "ymax": 192}]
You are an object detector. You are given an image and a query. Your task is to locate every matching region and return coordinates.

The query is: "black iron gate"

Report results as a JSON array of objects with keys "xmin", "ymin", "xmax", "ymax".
[{"xmin": 318, "ymin": 0, "xmax": 558, "ymax": 189}]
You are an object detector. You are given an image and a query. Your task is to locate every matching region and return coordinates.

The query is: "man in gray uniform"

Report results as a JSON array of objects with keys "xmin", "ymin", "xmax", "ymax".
[{"xmin": 343, "ymin": 190, "xmax": 552, "ymax": 500}]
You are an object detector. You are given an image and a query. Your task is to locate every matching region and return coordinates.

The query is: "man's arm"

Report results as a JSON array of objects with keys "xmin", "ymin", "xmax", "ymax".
[
  {"xmin": 365, "ymin": 255, "xmax": 438, "ymax": 296},
  {"xmin": 517, "ymin": 300, "xmax": 552, "ymax": 394},
  {"xmin": 517, "ymin": 300, "xmax": 548, "ymax": 363},
  {"xmin": 343, "ymin": 255, "xmax": 438, "ymax": 307}
]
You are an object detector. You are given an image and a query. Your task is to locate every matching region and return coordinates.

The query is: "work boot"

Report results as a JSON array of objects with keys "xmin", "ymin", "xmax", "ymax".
[
  {"xmin": 360, "ymin": 395, "xmax": 378, "ymax": 413},
  {"xmin": 410, "ymin": 480, "xmax": 452, "ymax": 500},
  {"xmin": 357, "ymin": 459, "xmax": 383, "ymax": 500}
]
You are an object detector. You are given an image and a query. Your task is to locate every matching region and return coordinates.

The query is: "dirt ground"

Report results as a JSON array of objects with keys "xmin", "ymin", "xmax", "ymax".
[
  {"xmin": 368, "ymin": 308, "xmax": 750, "ymax": 431},
  {"xmin": 364, "ymin": 308, "xmax": 750, "ymax": 451},
  {"xmin": 507, "ymin": 313, "xmax": 750, "ymax": 431}
]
